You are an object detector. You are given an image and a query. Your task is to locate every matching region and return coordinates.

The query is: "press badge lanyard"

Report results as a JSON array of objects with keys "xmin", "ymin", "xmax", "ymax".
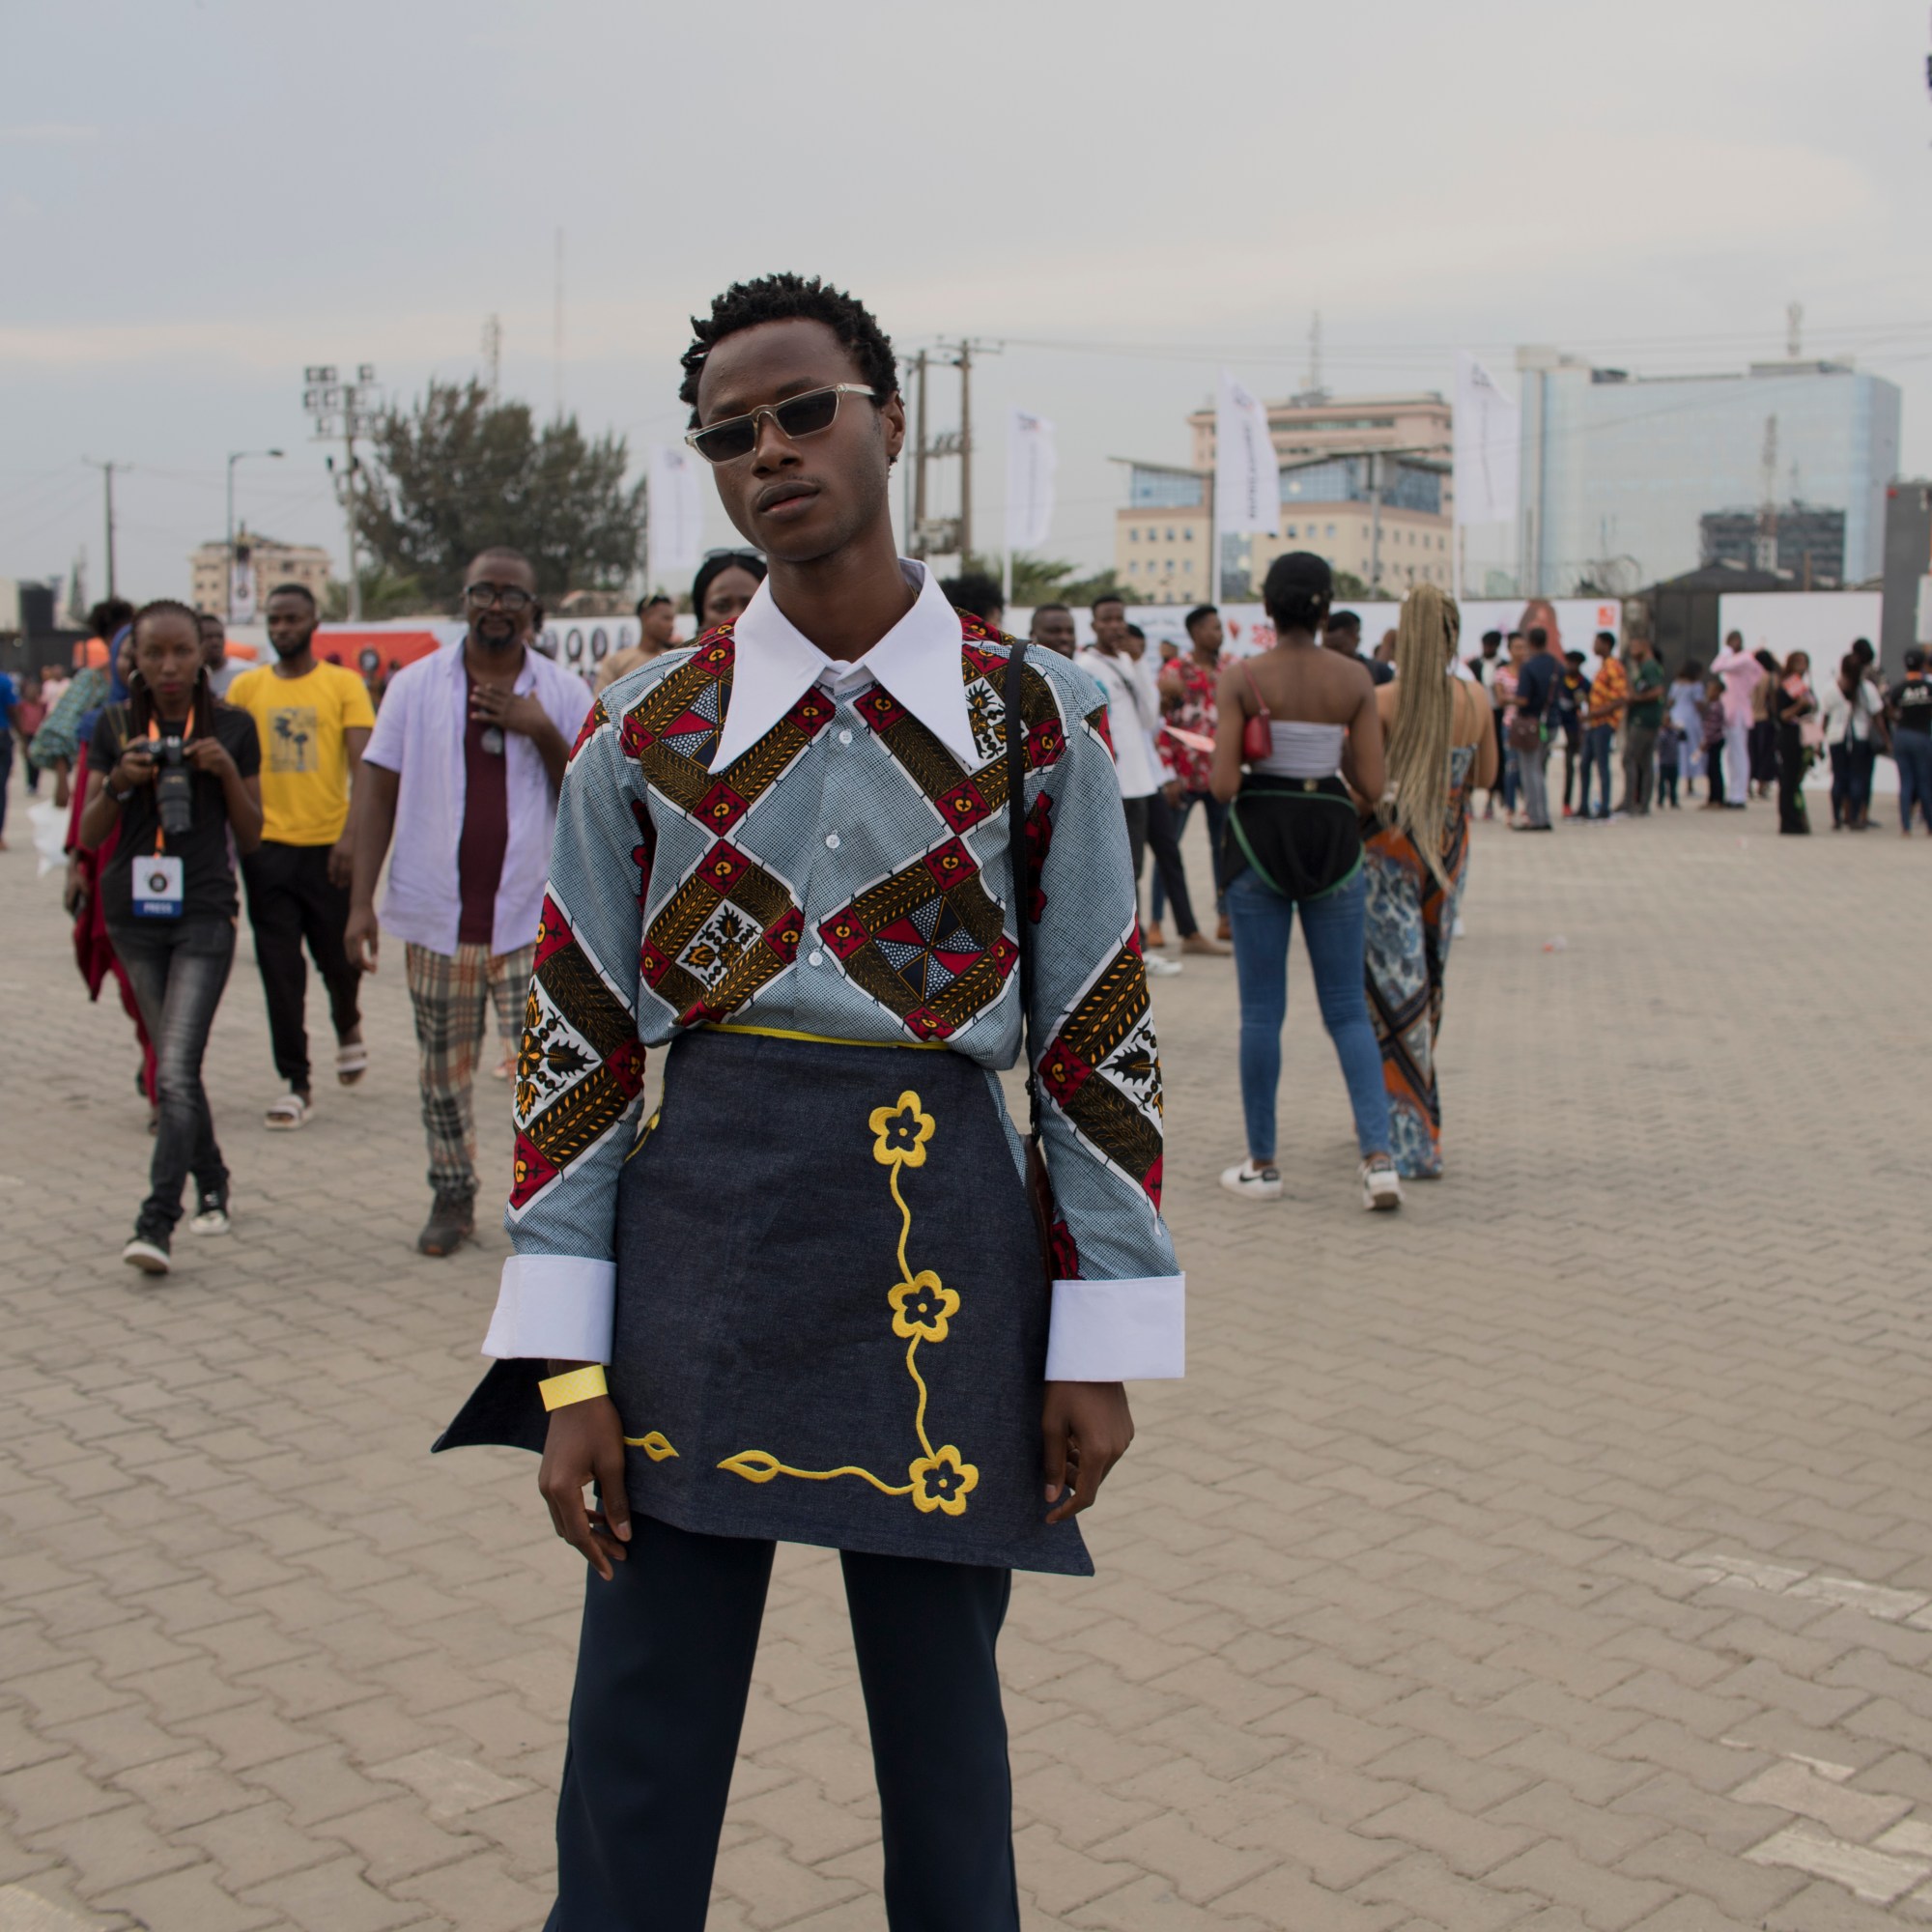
[{"xmin": 132, "ymin": 720, "xmax": 185, "ymax": 919}]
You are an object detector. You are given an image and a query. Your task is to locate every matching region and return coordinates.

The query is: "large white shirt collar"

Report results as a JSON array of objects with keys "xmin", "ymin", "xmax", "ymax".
[{"xmin": 712, "ymin": 559, "xmax": 976, "ymax": 770}]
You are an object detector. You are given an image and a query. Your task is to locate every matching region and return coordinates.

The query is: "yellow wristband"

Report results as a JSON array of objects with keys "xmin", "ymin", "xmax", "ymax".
[{"xmin": 539, "ymin": 1365, "xmax": 610, "ymax": 1411}]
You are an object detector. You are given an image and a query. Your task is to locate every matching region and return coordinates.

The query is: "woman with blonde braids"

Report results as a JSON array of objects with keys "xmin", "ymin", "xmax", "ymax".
[{"xmin": 1361, "ymin": 584, "xmax": 1496, "ymax": 1179}]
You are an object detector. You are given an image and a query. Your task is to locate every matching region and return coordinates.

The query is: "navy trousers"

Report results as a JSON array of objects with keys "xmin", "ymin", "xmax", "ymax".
[{"xmin": 548, "ymin": 1514, "xmax": 1019, "ymax": 1931}]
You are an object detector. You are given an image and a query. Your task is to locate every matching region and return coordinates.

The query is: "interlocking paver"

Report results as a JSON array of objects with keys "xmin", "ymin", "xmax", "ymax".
[{"xmin": 8, "ymin": 784, "xmax": 1932, "ymax": 1927}]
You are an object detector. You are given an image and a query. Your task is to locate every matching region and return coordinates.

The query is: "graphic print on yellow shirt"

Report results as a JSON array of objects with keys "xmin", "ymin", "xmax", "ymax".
[{"xmin": 225, "ymin": 662, "xmax": 375, "ymax": 845}]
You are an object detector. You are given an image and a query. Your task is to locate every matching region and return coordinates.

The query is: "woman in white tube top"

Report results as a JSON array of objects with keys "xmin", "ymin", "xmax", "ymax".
[{"xmin": 1208, "ymin": 552, "xmax": 1403, "ymax": 1214}]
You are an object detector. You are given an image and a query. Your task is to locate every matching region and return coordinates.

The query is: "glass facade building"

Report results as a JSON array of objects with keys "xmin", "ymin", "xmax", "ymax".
[{"xmin": 1519, "ymin": 355, "xmax": 1901, "ymax": 594}]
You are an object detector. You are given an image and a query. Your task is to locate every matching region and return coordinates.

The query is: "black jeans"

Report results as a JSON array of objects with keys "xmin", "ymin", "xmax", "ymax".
[
  {"xmin": 549, "ymin": 1515, "xmax": 1017, "ymax": 1931},
  {"xmin": 108, "ymin": 917, "xmax": 235, "ymax": 1236},
  {"xmin": 241, "ymin": 839, "xmax": 361, "ymax": 1092},
  {"xmin": 0, "ymin": 734, "xmax": 12, "ymax": 837},
  {"xmin": 1122, "ymin": 791, "xmax": 1198, "ymax": 938},
  {"xmin": 1153, "ymin": 789, "xmax": 1229, "ymax": 921}
]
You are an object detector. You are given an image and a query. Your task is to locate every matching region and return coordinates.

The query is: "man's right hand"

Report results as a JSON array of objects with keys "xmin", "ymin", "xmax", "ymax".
[
  {"xmin": 345, "ymin": 903, "xmax": 380, "ymax": 973},
  {"xmin": 538, "ymin": 1394, "xmax": 633, "ymax": 1581}
]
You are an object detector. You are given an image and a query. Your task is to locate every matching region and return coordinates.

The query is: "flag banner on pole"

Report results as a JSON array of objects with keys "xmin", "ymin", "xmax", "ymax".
[
  {"xmin": 1215, "ymin": 372, "xmax": 1277, "ymax": 537},
  {"xmin": 229, "ymin": 554, "xmax": 257, "ymax": 625},
  {"xmin": 1005, "ymin": 408, "xmax": 1057, "ymax": 552},
  {"xmin": 646, "ymin": 444, "xmax": 704, "ymax": 585},
  {"xmin": 1453, "ymin": 352, "xmax": 1520, "ymax": 527}
]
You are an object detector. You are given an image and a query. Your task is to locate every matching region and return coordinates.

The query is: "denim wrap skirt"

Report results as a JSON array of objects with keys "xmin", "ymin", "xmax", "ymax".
[{"xmin": 438, "ymin": 1027, "xmax": 1089, "ymax": 1577}]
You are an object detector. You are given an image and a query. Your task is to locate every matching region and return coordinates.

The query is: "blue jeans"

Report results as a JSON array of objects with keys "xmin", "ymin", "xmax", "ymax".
[
  {"xmin": 1227, "ymin": 867, "xmax": 1391, "ymax": 1162},
  {"xmin": 1151, "ymin": 789, "xmax": 1228, "ymax": 921},
  {"xmin": 1898, "ymin": 730, "xmax": 1932, "ymax": 831},
  {"xmin": 1579, "ymin": 724, "xmax": 1615, "ymax": 815},
  {"xmin": 107, "ymin": 916, "xmax": 236, "ymax": 1237}
]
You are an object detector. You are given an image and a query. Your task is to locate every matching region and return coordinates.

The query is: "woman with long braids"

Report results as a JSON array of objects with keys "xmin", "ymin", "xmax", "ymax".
[
  {"xmin": 78, "ymin": 600, "xmax": 263, "ymax": 1274},
  {"xmin": 1361, "ymin": 584, "xmax": 1496, "ymax": 1179}
]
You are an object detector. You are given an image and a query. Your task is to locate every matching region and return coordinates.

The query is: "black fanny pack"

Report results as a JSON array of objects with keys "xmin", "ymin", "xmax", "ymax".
[{"xmin": 1224, "ymin": 776, "xmax": 1362, "ymax": 901}]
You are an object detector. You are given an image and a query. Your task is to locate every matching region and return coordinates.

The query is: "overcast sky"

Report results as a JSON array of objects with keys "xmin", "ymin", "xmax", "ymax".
[{"xmin": 5, "ymin": 0, "xmax": 1930, "ymax": 605}]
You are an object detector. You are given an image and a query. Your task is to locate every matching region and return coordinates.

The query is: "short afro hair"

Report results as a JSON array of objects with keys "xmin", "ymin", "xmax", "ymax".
[{"xmin": 679, "ymin": 273, "xmax": 897, "ymax": 425}]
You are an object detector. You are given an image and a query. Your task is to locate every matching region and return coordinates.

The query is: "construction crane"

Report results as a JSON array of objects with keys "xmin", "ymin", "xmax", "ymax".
[{"xmin": 1754, "ymin": 413, "xmax": 1779, "ymax": 573}]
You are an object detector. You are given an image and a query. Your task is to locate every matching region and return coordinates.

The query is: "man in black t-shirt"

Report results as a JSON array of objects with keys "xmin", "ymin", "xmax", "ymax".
[
  {"xmin": 1512, "ymin": 627, "xmax": 1559, "ymax": 831},
  {"xmin": 1891, "ymin": 649, "xmax": 1932, "ymax": 835}
]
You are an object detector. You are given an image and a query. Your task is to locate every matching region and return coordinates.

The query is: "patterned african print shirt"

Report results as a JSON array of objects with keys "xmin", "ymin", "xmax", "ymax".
[{"xmin": 484, "ymin": 560, "xmax": 1183, "ymax": 1382}]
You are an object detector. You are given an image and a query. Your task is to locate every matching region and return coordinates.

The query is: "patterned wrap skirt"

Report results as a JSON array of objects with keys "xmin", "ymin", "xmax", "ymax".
[
  {"xmin": 439, "ymin": 1028, "xmax": 1090, "ymax": 1577},
  {"xmin": 1362, "ymin": 746, "xmax": 1475, "ymax": 1179}
]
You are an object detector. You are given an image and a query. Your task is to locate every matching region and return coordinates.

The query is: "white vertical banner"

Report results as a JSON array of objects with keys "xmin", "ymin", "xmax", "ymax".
[
  {"xmin": 646, "ymin": 444, "xmax": 704, "ymax": 587},
  {"xmin": 1214, "ymin": 371, "xmax": 1278, "ymax": 536},
  {"xmin": 1005, "ymin": 408, "xmax": 1057, "ymax": 551},
  {"xmin": 1453, "ymin": 352, "xmax": 1520, "ymax": 527},
  {"xmin": 229, "ymin": 552, "xmax": 257, "ymax": 624}
]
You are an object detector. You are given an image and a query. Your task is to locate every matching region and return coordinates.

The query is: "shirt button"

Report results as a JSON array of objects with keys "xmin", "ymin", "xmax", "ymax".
[
  {"xmin": 838, "ymin": 729, "xmax": 853, "ymax": 746},
  {"xmin": 825, "ymin": 833, "xmax": 840, "ymax": 849},
  {"xmin": 808, "ymin": 950, "xmax": 824, "ymax": 967}
]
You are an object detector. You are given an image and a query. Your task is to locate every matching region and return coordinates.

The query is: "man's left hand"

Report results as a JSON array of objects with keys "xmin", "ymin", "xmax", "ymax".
[{"xmin": 1041, "ymin": 1380, "xmax": 1134, "ymax": 1524}]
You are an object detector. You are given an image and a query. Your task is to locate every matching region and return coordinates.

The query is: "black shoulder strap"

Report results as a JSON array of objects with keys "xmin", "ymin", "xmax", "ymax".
[{"xmin": 1004, "ymin": 639, "xmax": 1040, "ymax": 1143}]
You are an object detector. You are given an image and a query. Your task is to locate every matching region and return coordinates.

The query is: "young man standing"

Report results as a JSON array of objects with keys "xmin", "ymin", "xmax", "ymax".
[
  {"xmin": 226, "ymin": 583, "xmax": 375, "ymax": 1126},
  {"xmin": 1158, "ymin": 603, "xmax": 1232, "ymax": 942},
  {"xmin": 1513, "ymin": 625, "xmax": 1559, "ymax": 831},
  {"xmin": 1028, "ymin": 601, "xmax": 1078, "ymax": 660},
  {"xmin": 1711, "ymin": 629, "xmax": 1763, "ymax": 810},
  {"xmin": 1078, "ymin": 595, "xmax": 1197, "ymax": 972},
  {"xmin": 348, "ymin": 547, "xmax": 592, "ymax": 1254},
  {"xmin": 1578, "ymin": 630, "xmax": 1627, "ymax": 819},
  {"xmin": 439, "ymin": 275, "xmax": 1180, "ymax": 1929},
  {"xmin": 1619, "ymin": 636, "xmax": 1666, "ymax": 816},
  {"xmin": 593, "ymin": 593, "xmax": 679, "ymax": 693},
  {"xmin": 199, "ymin": 611, "xmax": 245, "ymax": 698}
]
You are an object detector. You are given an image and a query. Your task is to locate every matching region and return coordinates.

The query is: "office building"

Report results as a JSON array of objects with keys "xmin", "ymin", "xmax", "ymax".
[
  {"xmin": 1117, "ymin": 391, "xmax": 1454, "ymax": 603},
  {"xmin": 189, "ymin": 527, "xmax": 332, "ymax": 617},
  {"xmin": 1517, "ymin": 350, "xmax": 1900, "ymax": 595}
]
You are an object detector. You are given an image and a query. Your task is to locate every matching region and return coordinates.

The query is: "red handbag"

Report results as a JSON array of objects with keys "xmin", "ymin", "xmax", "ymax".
[{"xmin": 1237, "ymin": 663, "xmax": 1273, "ymax": 764}]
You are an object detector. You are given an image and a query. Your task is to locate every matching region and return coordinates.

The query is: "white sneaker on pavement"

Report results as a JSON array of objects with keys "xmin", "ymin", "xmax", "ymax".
[
  {"xmin": 1360, "ymin": 1156, "xmax": 1404, "ymax": 1212},
  {"xmin": 1220, "ymin": 1159, "xmax": 1283, "ymax": 1202},
  {"xmin": 1144, "ymin": 954, "xmax": 1184, "ymax": 978}
]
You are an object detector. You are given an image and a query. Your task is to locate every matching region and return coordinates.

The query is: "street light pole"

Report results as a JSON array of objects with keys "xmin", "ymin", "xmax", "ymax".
[{"xmin": 226, "ymin": 448, "xmax": 285, "ymax": 621}]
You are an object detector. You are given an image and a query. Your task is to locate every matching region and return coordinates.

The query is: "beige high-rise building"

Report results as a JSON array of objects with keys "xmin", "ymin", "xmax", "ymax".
[
  {"xmin": 189, "ymin": 527, "xmax": 332, "ymax": 618},
  {"xmin": 1116, "ymin": 391, "xmax": 1455, "ymax": 604}
]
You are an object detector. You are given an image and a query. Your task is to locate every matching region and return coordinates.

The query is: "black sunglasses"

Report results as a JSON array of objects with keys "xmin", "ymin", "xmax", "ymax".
[{"xmin": 685, "ymin": 384, "xmax": 877, "ymax": 466}]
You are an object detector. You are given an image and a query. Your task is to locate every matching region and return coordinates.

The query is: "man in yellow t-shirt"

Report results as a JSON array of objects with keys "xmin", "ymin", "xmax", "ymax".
[{"xmin": 225, "ymin": 583, "xmax": 377, "ymax": 1128}]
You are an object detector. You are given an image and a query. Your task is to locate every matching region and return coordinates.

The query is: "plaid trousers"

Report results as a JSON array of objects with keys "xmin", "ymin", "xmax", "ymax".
[{"xmin": 404, "ymin": 941, "xmax": 536, "ymax": 1202}]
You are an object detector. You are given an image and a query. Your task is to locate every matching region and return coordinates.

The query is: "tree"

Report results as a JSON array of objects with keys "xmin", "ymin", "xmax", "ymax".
[
  {"xmin": 355, "ymin": 380, "xmax": 645, "ymax": 603},
  {"xmin": 962, "ymin": 553, "xmax": 1128, "ymax": 610}
]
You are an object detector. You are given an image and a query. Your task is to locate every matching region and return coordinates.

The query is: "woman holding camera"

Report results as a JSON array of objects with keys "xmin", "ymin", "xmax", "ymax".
[{"xmin": 79, "ymin": 600, "xmax": 263, "ymax": 1274}]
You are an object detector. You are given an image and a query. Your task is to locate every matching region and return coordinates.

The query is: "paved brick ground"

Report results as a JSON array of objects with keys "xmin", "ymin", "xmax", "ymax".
[{"xmin": 4, "ymin": 779, "xmax": 1932, "ymax": 1932}]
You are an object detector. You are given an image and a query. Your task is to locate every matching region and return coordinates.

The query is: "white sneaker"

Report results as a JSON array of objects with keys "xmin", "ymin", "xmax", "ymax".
[
  {"xmin": 1220, "ymin": 1159, "xmax": 1282, "ymax": 1201},
  {"xmin": 188, "ymin": 1192, "xmax": 230, "ymax": 1236},
  {"xmin": 1360, "ymin": 1156, "xmax": 1404, "ymax": 1212},
  {"xmin": 123, "ymin": 1235, "xmax": 171, "ymax": 1274},
  {"xmin": 1144, "ymin": 954, "xmax": 1184, "ymax": 978}
]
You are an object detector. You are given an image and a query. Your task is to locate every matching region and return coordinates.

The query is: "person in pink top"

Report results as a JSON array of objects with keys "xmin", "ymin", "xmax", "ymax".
[{"xmin": 1710, "ymin": 630, "xmax": 1763, "ymax": 809}]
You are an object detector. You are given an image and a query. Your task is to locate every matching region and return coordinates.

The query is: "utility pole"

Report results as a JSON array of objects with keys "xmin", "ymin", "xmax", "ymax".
[
  {"xmin": 226, "ymin": 448, "xmax": 285, "ymax": 621},
  {"xmin": 554, "ymin": 228, "xmax": 565, "ymax": 419},
  {"xmin": 1366, "ymin": 451, "xmax": 1384, "ymax": 593},
  {"xmin": 912, "ymin": 351, "xmax": 929, "ymax": 554},
  {"xmin": 83, "ymin": 459, "xmax": 119, "ymax": 598},
  {"xmin": 957, "ymin": 341, "xmax": 973, "ymax": 563},
  {"xmin": 482, "ymin": 314, "xmax": 503, "ymax": 404},
  {"xmin": 303, "ymin": 364, "xmax": 380, "ymax": 620}
]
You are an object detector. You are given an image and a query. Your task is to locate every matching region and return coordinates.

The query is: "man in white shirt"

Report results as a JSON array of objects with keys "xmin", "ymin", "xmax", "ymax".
[
  {"xmin": 348, "ymin": 546, "xmax": 593, "ymax": 1254},
  {"xmin": 1076, "ymin": 596, "xmax": 1198, "ymax": 974}
]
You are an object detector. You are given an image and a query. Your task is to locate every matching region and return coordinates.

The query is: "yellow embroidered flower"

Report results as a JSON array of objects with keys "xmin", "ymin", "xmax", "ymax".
[
  {"xmin": 908, "ymin": 1445, "xmax": 979, "ymax": 1517},
  {"xmin": 889, "ymin": 1269, "xmax": 960, "ymax": 1343},
  {"xmin": 868, "ymin": 1092, "xmax": 935, "ymax": 1168}
]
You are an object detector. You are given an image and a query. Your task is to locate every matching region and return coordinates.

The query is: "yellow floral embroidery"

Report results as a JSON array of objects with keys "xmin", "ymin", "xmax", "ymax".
[
  {"xmin": 909, "ymin": 1445, "xmax": 978, "ymax": 1517},
  {"xmin": 724, "ymin": 1087, "xmax": 979, "ymax": 1516},
  {"xmin": 622, "ymin": 1431, "xmax": 679, "ymax": 1462},
  {"xmin": 868, "ymin": 1092, "xmax": 935, "ymax": 1168},
  {"xmin": 889, "ymin": 1269, "xmax": 959, "ymax": 1343}
]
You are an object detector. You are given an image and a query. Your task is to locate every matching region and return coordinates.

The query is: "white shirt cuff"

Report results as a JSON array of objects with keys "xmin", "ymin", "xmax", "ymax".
[
  {"xmin": 482, "ymin": 1254, "xmax": 615, "ymax": 1363},
  {"xmin": 1044, "ymin": 1274, "xmax": 1185, "ymax": 1380}
]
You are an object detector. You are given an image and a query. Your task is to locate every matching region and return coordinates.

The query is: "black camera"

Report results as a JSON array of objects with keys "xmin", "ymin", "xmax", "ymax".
[{"xmin": 155, "ymin": 731, "xmax": 193, "ymax": 838}]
